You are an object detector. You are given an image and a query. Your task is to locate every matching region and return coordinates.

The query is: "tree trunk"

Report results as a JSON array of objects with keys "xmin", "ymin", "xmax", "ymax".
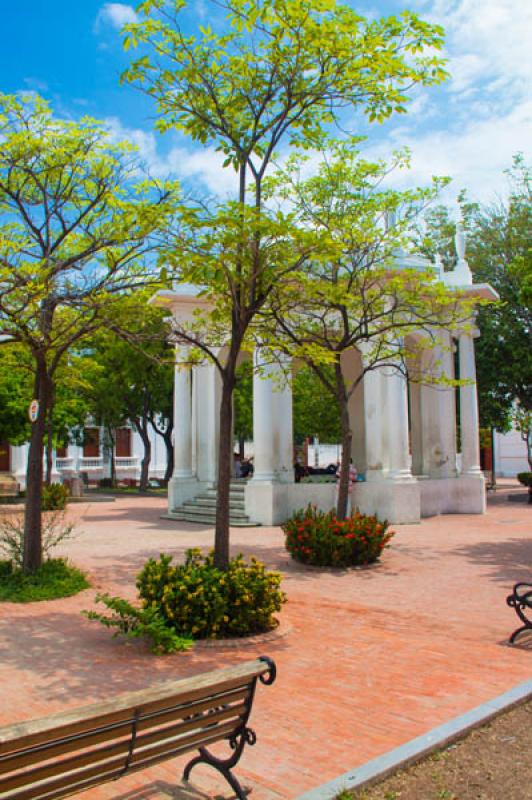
[
  {"xmin": 136, "ymin": 417, "xmax": 151, "ymax": 492},
  {"xmin": 214, "ymin": 345, "xmax": 240, "ymax": 571},
  {"xmin": 163, "ymin": 422, "xmax": 174, "ymax": 484},
  {"xmin": 335, "ymin": 361, "xmax": 352, "ymax": 520},
  {"xmin": 149, "ymin": 417, "xmax": 174, "ymax": 485},
  {"xmin": 45, "ymin": 391, "xmax": 55, "ymax": 485},
  {"xmin": 23, "ymin": 358, "xmax": 51, "ymax": 573},
  {"xmin": 238, "ymin": 435, "xmax": 245, "ymax": 460},
  {"xmin": 106, "ymin": 427, "xmax": 116, "ymax": 487}
]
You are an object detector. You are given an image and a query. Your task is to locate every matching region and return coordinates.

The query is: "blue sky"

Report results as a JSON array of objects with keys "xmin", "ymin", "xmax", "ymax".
[{"xmin": 2, "ymin": 1, "xmax": 530, "ymax": 205}]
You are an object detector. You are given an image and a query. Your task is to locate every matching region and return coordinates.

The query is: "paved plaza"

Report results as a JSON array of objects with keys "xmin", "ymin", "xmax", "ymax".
[{"xmin": 0, "ymin": 485, "xmax": 530, "ymax": 799}]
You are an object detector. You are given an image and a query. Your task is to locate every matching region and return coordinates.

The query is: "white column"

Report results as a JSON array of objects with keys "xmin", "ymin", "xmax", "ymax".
[
  {"xmin": 420, "ymin": 334, "xmax": 457, "ymax": 478},
  {"xmin": 363, "ymin": 367, "xmax": 386, "ymax": 480},
  {"xmin": 252, "ymin": 347, "xmax": 276, "ymax": 481},
  {"xmin": 273, "ymin": 356, "xmax": 294, "ymax": 483},
  {"xmin": 459, "ymin": 333, "xmax": 482, "ymax": 474},
  {"xmin": 195, "ymin": 362, "xmax": 222, "ymax": 484},
  {"xmin": 343, "ymin": 349, "xmax": 366, "ymax": 473},
  {"xmin": 173, "ymin": 348, "xmax": 193, "ymax": 478},
  {"xmin": 385, "ymin": 367, "xmax": 413, "ymax": 480}
]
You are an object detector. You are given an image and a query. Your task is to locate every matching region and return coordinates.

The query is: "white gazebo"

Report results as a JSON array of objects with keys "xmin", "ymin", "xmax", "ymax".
[{"xmin": 153, "ymin": 226, "xmax": 498, "ymax": 525}]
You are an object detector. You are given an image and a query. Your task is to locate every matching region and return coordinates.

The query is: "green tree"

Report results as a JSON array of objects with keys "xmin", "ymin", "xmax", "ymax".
[
  {"xmin": 81, "ymin": 296, "xmax": 174, "ymax": 491},
  {"xmin": 233, "ymin": 360, "xmax": 253, "ymax": 458},
  {"xmin": 124, "ymin": 0, "xmax": 448, "ymax": 567},
  {"xmin": 0, "ymin": 93, "xmax": 179, "ymax": 571},
  {"xmin": 262, "ymin": 142, "xmax": 478, "ymax": 517},
  {"xmin": 293, "ymin": 366, "xmax": 341, "ymax": 444},
  {"xmin": 0, "ymin": 345, "xmax": 32, "ymax": 445}
]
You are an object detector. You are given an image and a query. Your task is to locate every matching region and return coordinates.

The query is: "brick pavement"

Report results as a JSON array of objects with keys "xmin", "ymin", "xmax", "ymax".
[{"xmin": 0, "ymin": 484, "xmax": 530, "ymax": 799}]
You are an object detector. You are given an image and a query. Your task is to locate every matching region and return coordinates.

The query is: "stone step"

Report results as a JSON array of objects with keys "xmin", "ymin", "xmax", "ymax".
[
  {"xmin": 195, "ymin": 496, "xmax": 246, "ymax": 510},
  {"xmin": 167, "ymin": 479, "xmax": 259, "ymax": 527},
  {"xmin": 205, "ymin": 490, "xmax": 246, "ymax": 501},
  {"xmin": 181, "ymin": 506, "xmax": 252, "ymax": 523},
  {"xmin": 181, "ymin": 513, "xmax": 258, "ymax": 527},
  {"xmin": 181, "ymin": 503, "xmax": 250, "ymax": 520}
]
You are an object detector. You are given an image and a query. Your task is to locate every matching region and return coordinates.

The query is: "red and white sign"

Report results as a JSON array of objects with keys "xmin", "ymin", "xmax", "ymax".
[{"xmin": 28, "ymin": 400, "xmax": 40, "ymax": 422}]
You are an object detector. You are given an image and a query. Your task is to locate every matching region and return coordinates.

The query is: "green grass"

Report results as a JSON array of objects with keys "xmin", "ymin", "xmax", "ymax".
[{"xmin": 0, "ymin": 558, "xmax": 89, "ymax": 602}]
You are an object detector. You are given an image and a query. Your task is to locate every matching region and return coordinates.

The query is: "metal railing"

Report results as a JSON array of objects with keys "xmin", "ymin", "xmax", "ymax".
[
  {"xmin": 114, "ymin": 457, "xmax": 140, "ymax": 470},
  {"xmin": 79, "ymin": 457, "xmax": 104, "ymax": 470},
  {"xmin": 55, "ymin": 457, "xmax": 74, "ymax": 471}
]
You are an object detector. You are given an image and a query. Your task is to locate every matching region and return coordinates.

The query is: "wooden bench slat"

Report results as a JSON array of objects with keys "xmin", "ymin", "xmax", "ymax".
[
  {"xmin": 0, "ymin": 686, "xmax": 250, "ymax": 775},
  {"xmin": 135, "ymin": 685, "xmax": 250, "ymax": 733},
  {"xmin": 129, "ymin": 718, "xmax": 241, "ymax": 769},
  {"xmin": 0, "ymin": 667, "xmax": 260, "ymax": 755},
  {"xmin": 3, "ymin": 758, "xmax": 125, "ymax": 800},
  {"xmin": 0, "ymin": 703, "xmax": 247, "ymax": 792},
  {"xmin": 0, "ymin": 657, "xmax": 276, "ymax": 800},
  {"xmin": 2, "ymin": 719, "xmax": 241, "ymax": 800},
  {"xmin": 0, "ymin": 738, "xmax": 130, "ymax": 795}
]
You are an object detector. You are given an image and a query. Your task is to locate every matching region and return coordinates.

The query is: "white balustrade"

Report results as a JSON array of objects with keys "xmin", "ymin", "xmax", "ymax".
[
  {"xmin": 114, "ymin": 457, "xmax": 140, "ymax": 470},
  {"xmin": 55, "ymin": 457, "xmax": 74, "ymax": 471},
  {"xmin": 79, "ymin": 457, "xmax": 104, "ymax": 470}
]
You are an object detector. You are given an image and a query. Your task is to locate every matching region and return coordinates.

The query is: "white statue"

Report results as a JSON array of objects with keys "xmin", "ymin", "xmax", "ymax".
[{"xmin": 455, "ymin": 220, "xmax": 466, "ymax": 262}]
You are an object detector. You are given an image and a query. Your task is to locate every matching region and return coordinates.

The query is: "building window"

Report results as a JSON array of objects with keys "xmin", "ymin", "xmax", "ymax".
[
  {"xmin": 83, "ymin": 428, "xmax": 100, "ymax": 458},
  {"xmin": 115, "ymin": 428, "xmax": 132, "ymax": 458}
]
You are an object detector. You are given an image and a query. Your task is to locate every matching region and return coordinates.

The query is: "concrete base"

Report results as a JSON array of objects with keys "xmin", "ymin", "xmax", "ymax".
[
  {"xmin": 245, "ymin": 481, "xmax": 336, "ymax": 526},
  {"xmin": 246, "ymin": 479, "xmax": 422, "ymax": 525},
  {"xmin": 168, "ymin": 476, "xmax": 208, "ymax": 511},
  {"xmin": 352, "ymin": 479, "xmax": 421, "ymax": 524},
  {"xmin": 419, "ymin": 473, "xmax": 486, "ymax": 516},
  {"xmin": 201, "ymin": 473, "xmax": 486, "ymax": 526}
]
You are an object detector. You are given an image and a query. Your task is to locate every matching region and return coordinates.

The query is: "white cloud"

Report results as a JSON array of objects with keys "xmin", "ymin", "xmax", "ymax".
[
  {"xmin": 104, "ymin": 117, "xmax": 239, "ymax": 197},
  {"xmin": 95, "ymin": 3, "xmax": 138, "ymax": 32},
  {"xmin": 365, "ymin": 98, "xmax": 532, "ymax": 203},
  {"xmin": 418, "ymin": 0, "xmax": 532, "ymax": 104},
  {"xmin": 23, "ymin": 77, "xmax": 49, "ymax": 92}
]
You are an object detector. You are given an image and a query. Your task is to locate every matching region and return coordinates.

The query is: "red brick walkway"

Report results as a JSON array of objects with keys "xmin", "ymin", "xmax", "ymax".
[{"xmin": 0, "ymin": 485, "xmax": 530, "ymax": 799}]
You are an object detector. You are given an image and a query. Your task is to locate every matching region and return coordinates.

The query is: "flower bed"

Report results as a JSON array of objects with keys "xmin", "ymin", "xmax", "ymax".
[
  {"xmin": 85, "ymin": 549, "xmax": 287, "ymax": 653},
  {"xmin": 283, "ymin": 505, "xmax": 394, "ymax": 568}
]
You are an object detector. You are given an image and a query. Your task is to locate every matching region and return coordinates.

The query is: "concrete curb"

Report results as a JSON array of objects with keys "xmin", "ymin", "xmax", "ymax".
[{"xmin": 296, "ymin": 680, "xmax": 532, "ymax": 800}]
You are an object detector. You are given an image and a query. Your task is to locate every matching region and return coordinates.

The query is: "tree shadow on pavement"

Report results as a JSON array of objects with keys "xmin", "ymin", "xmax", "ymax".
[
  {"xmin": 450, "ymin": 536, "xmax": 532, "ymax": 586},
  {"xmin": 0, "ymin": 606, "xmax": 289, "ymax": 708}
]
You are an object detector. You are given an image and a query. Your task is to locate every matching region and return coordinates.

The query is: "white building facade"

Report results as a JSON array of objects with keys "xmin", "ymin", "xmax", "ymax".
[{"xmin": 3, "ymin": 425, "xmax": 168, "ymax": 491}]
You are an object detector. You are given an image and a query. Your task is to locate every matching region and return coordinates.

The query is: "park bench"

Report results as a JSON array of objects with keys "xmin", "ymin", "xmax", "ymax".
[
  {"xmin": 0, "ymin": 656, "xmax": 276, "ymax": 800},
  {"xmin": 506, "ymin": 582, "xmax": 532, "ymax": 643}
]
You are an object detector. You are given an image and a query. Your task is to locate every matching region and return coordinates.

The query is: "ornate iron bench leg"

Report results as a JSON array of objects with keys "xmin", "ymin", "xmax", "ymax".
[
  {"xmin": 509, "ymin": 624, "xmax": 531, "ymax": 644},
  {"xmin": 183, "ymin": 727, "xmax": 256, "ymax": 800},
  {"xmin": 507, "ymin": 584, "xmax": 532, "ymax": 644}
]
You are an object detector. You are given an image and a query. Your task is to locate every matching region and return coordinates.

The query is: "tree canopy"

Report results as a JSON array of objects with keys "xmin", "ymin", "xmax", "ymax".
[
  {"xmin": 123, "ymin": 0, "xmax": 449, "ymax": 566},
  {"xmin": 260, "ymin": 142, "xmax": 478, "ymax": 516},
  {"xmin": 0, "ymin": 92, "xmax": 179, "ymax": 571}
]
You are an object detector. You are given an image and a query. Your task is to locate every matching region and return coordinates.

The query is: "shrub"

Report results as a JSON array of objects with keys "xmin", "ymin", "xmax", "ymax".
[
  {"xmin": 517, "ymin": 472, "xmax": 532, "ymax": 487},
  {"xmin": 137, "ymin": 549, "xmax": 286, "ymax": 639},
  {"xmin": 85, "ymin": 549, "xmax": 287, "ymax": 651},
  {"xmin": 283, "ymin": 505, "xmax": 394, "ymax": 568},
  {"xmin": 0, "ymin": 511, "xmax": 76, "ymax": 569},
  {"xmin": 0, "ymin": 558, "xmax": 89, "ymax": 602},
  {"xmin": 83, "ymin": 595, "xmax": 193, "ymax": 655},
  {"xmin": 42, "ymin": 482, "xmax": 69, "ymax": 511}
]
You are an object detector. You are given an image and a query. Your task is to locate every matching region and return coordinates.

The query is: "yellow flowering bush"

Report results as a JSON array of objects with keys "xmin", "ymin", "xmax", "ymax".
[{"xmin": 137, "ymin": 549, "xmax": 286, "ymax": 639}]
